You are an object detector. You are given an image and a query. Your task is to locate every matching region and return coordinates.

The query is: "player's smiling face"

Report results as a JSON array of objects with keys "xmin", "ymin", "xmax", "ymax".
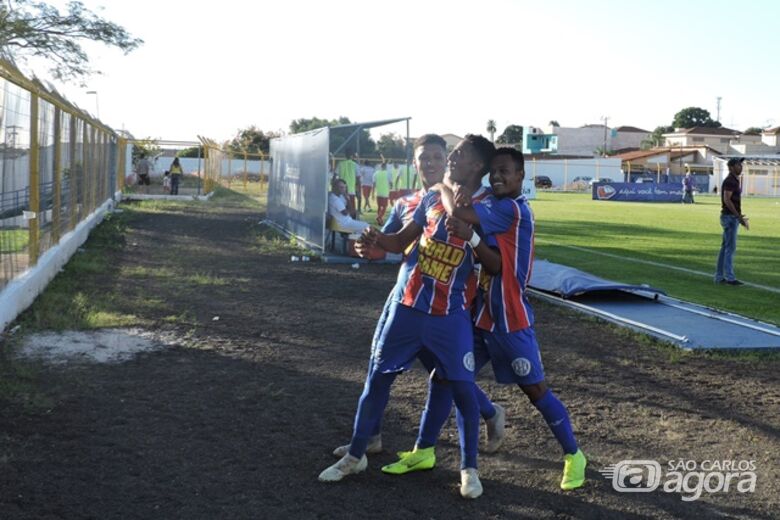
[
  {"xmin": 414, "ymin": 144, "xmax": 446, "ymax": 188},
  {"xmin": 489, "ymin": 154, "xmax": 524, "ymax": 198}
]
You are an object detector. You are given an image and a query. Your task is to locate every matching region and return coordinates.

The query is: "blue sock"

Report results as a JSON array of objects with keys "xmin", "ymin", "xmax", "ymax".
[
  {"xmin": 475, "ymin": 384, "xmax": 495, "ymax": 420},
  {"xmin": 532, "ymin": 389, "xmax": 578, "ymax": 455},
  {"xmin": 417, "ymin": 378, "xmax": 453, "ymax": 448},
  {"xmin": 348, "ymin": 370, "xmax": 396, "ymax": 458},
  {"xmin": 451, "ymin": 381, "xmax": 479, "ymax": 469}
]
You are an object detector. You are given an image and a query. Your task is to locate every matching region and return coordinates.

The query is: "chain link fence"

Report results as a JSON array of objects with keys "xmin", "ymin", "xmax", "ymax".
[{"xmin": 0, "ymin": 59, "xmax": 124, "ymax": 290}]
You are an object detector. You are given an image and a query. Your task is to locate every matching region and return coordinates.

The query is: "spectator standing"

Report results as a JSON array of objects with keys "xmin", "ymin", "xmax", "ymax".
[
  {"xmin": 715, "ymin": 158, "xmax": 748, "ymax": 285},
  {"xmin": 169, "ymin": 157, "xmax": 184, "ymax": 195},
  {"xmin": 136, "ymin": 154, "xmax": 152, "ymax": 193},
  {"xmin": 682, "ymin": 171, "xmax": 695, "ymax": 204}
]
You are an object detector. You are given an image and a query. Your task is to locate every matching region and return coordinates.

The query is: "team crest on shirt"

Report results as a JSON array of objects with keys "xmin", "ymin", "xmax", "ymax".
[
  {"xmin": 463, "ymin": 352, "xmax": 475, "ymax": 372},
  {"xmin": 511, "ymin": 357, "xmax": 531, "ymax": 377}
]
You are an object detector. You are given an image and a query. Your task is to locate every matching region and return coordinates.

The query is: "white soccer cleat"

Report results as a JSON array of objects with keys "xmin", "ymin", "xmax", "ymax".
[
  {"xmin": 460, "ymin": 468, "xmax": 483, "ymax": 499},
  {"xmin": 484, "ymin": 403, "xmax": 506, "ymax": 453},
  {"xmin": 332, "ymin": 435, "xmax": 383, "ymax": 458},
  {"xmin": 318, "ymin": 454, "xmax": 368, "ymax": 482}
]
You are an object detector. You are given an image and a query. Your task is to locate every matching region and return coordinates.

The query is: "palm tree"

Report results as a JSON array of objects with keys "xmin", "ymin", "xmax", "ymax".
[{"xmin": 486, "ymin": 119, "xmax": 497, "ymax": 143}]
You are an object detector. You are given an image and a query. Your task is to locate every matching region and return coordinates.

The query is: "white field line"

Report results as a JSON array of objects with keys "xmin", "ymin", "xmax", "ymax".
[{"xmin": 536, "ymin": 240, "xmax": 780, "ymax": 295}]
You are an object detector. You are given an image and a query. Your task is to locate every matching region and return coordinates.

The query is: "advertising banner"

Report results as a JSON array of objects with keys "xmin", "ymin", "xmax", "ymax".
[
  {"xmin": 268, "ymin": 128, "xmax": 330, "ymax": 250},
  {"xmin": 593, "ymin": 183, "xmax": 684, "ymax": 202}
]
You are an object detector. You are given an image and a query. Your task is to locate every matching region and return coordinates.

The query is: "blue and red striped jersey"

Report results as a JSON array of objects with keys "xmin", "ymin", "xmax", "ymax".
[
  {"xmin": 381, "ymin": 189, "xmax": 425, "ymax": 233},
  {"xmin": 391, "ymin": 188, "xmax": 489, "ymax": 316},
  {"xmin": 472, "ymin": 194, "xmax": 535, "ymax": 332}
]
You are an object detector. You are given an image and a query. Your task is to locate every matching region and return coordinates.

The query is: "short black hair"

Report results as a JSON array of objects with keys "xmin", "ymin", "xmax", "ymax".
[
  {"xmin": 727, "ymin": 157, "xmax": 745, "ymax": 167},
  {"xmin": 493, "ymin": 147, "xmax": 525, "ymax": 172},
  {"xmin": 464, "ymin": 134, "xmax": 495, "ymax": 175},
  {"xmin": 413, "ymin": 133, "xmax": 447, "ymax": 150}
]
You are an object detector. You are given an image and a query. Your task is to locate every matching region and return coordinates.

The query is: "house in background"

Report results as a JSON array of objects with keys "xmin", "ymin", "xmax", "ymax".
[
  {"xmin": 614, "ymin": 146, "xmax": 720, "ymax": 178},
  {"xmin": 533, "ymin": 124, "xmax": 651, "ymax": 156},
  {"xmin": 662, "ymin": 127, "xmax": 742, "ymax": 154},
  {"xmin": 522, "ymin": 126, "xmax": 558, "ymax": 154}
]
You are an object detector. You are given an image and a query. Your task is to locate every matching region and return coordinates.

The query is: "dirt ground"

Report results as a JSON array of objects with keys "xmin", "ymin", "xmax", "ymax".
[{"xmin": 1, "ymin": 193, "xmax": 779, "ymax": 519}]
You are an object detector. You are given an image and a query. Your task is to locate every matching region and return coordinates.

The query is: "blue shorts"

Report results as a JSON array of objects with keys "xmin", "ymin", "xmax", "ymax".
[
  {"xmin": 475, "ymin": 327, "xmax": 545, "ymax": 385},
  {"xmin": 371, "ymin": 302, "xmax": 475, "ymax": 382},
  {"xmin": 371, "ymin": 296, "xmax": 436, "ymax": 373}
]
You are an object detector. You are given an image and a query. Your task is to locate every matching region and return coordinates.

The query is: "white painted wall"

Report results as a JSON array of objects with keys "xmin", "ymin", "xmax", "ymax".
[
  {"xmin": 526, "ymin": 158, "xmax": 623, "ymax": 187},
  {"xmin": 135, "ymin": 158, "xmax": 272, "ymax": 178}
]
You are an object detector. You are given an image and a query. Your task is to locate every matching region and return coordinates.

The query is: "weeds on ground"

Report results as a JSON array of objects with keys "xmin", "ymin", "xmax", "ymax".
[{"xmin": 15, "ymin": 211, "xmax": 143, "ymax": 332}]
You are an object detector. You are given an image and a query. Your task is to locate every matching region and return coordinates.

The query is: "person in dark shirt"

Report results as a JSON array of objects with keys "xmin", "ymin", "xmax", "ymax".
[{"xmin": 715, "ymin": 157, "xmax": 749, "ymax": 285}]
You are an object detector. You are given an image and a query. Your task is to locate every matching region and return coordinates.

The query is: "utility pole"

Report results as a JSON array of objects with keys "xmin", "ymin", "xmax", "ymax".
[
  {"xmin": 601, "ymin": 116, "xmax": 609, "ymax": 156},
  {"xmin": 716, "ymin": 96, "xmax": 722, "ymax": 122}
]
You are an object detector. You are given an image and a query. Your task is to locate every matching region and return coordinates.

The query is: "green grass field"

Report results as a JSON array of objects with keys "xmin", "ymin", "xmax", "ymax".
[{"xmin": 530, "ymin": 192, "xmax": 780, "ymax": 325}]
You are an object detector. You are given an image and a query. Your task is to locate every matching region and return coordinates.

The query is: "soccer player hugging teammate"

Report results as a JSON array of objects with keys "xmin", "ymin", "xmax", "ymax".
[
  {"xmin": 319, "ymin": 135, "xmax": 498, "ymax": 499},
  {"xmin": 436, "ymin": 146, "xmax": 587, "ymax": 491}
]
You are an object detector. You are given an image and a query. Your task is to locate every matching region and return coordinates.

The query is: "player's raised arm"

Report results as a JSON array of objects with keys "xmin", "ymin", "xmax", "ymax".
[{"xmin": 446, "ymin": 216, "xmax": 501, "ymax": 275}]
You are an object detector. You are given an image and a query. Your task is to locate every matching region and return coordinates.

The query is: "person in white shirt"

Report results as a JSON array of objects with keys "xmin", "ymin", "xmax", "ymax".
[{"xmin": 328, "ymin": 178, "xmax": 371, "ymax": 234}]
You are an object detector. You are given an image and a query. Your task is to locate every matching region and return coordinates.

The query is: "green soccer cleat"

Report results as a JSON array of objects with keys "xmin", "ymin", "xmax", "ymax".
[
  {"xmin": 381, "ymin": 446, "xmax": 436, "ymax": 475},
  {"xmin": 560, "ymin": 449, "xmax": 587, "ymax": 490}
]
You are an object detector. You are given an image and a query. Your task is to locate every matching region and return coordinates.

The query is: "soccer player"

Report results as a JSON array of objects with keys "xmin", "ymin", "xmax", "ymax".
[
  {"xmin": 373, "ymin": 161, "xmax": 391, "ymax": 225},
  {"xmin": 332, "ymin": 134, "xmax": 503, "ymax": 462},
  {"xmin": 400, "ymin": 147, "xmax": 587, "ymax": 491},
  {"xmin": 337, "ymin": 152, "xmax": 359, "ymax": 210},
  {"xmin": 360, "ymin": 160, "xmax": 375, "ymax": 211},
  {"xmin": 318, "ymin": 135, "xmax": 497, "ymax": 499},
  {"xmin": 394, "ymin": 161, "xmax": 419, "ymax": 199}
]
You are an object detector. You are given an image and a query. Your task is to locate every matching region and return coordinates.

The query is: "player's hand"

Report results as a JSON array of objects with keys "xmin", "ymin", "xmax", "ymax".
[
  {"xmin": 741, "ymin": 216, "xmax": 750, "ymax": 230},
  {"xmin": 446, "ymin": 216, "xmax": 473, "ymax": 241},
  {"xmin": 453, "ymin": 184, "xmax": 473, "ymax": 207},
  {"xmin": 358, "ymin": 227, "xmax": 379, "ymax": 248}
]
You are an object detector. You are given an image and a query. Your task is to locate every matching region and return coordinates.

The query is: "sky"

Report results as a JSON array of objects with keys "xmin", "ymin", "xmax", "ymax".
[{"xmin": 32, "ymin": 0, "xmax": 780, "ymax": 143}]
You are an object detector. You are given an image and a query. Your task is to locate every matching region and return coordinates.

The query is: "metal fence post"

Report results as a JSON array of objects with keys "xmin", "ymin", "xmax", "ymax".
[{"xmin": 29, "ymin": 93, "xmax": 40, "ymax": 265}]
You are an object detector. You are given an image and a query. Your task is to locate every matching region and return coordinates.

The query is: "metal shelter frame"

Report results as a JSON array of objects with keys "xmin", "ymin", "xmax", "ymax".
[{"xmin": 330, "ymin": 117, "xmax": 413, "ymax": 187}]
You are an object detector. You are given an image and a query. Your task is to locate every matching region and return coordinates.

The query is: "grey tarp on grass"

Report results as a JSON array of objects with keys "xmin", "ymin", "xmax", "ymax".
[
  {"xmin": 529, "ymin": 260, "xmax": 780, "ymax": 350},
  {"xmin": 530, "ymin": 259, "xmax": 666, "ymax": 298}
]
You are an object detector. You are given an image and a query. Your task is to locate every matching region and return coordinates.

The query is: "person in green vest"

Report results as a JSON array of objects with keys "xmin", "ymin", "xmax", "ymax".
[
  {"xmin": 337, "ymin": 153, "xmax": 358, "ymax": 211},
  {"xmin": 373, "ymin": 161, "xmax": 391, "ymax": 225},
  {"xmin": 169, "ymin": 157, "xmax": 184, "ymax": 195},
  {"xmin": 394, "ymin": 162, "xmax": 419, "ymax": 198}
]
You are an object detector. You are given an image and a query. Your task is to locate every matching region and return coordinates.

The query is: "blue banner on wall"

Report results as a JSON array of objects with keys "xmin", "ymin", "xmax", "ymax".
[
  {"xmin": 268, "ymin": 128, "xmax": 330, "ymax": 250},
  {"xmin": 592, "ymin": 182, "xmax": 685, "ymax": 202}
]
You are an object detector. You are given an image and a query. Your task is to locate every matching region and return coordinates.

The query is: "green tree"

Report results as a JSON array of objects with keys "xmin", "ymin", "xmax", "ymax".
[
  {"xmin": 549, "ymin": 120, "xmax": 560, "ymax": 127},
  {"xmin": 672, "ymin": 107, "xmax": 721, "ymax": 129},
  {"xmin": 227, "ymin": 126, "xmax": 280, "ymax": 155},
  {"xmin": 131, "ymin": 139, "xmax": 161, "ymax": 164},
  {"xmin": 177, "ymin": 146, "xmax": 204, "ymax": 158},
  {"xmin": 743, "ymin": 127, "xmax": 763, "ymax": 136},
  {"xmin": 641, "ymin": 125, "xmax": 674, "ymax": 149},
  {"xmin": 0, "ymin": 0, "xmax": 143, "ymax": 83},
  {"xmin": 496, "ymin": 124, "xmax": 523, "ymax": 145},
  {"xmin": 290, "ymin": 116, "xmax": 376, "ymax": 157},
  {"xmin": 486, "ymin": 119, "xmax": 497, "ymax": 143},
  {"xmin": 376, "ymin": 133, "xmax": 406, "ymax": 160}
]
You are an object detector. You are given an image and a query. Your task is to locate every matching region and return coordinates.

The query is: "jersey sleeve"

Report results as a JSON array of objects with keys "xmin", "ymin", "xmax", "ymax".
[
  {"xmin": 381, "ymin": 201, "xmax": 404, "ymax": 233},
  {"xmin": 473, "ymin": 197, "xmax": 517, "ymax": 235}
]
